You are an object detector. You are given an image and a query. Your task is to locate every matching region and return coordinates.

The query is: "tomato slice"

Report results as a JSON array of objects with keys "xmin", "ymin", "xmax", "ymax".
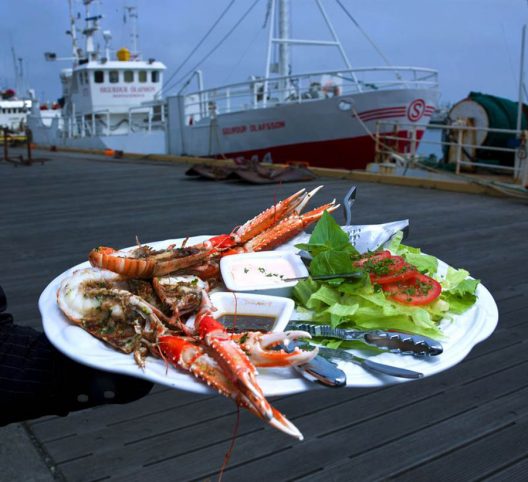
[
  {"xmin": 354, "ymin": 250, "xmax": 391, "ymax": 268},
  {"xmin": 370, "ymin": 261, "xmax": 417, "ymax": 284},
  {"xmin": 355, "ymin": 252, "xmax": 417, "ymax": 284},
  {"xmin": 382, "ymin": 273, "xmax": 442, "ymax": 306}
]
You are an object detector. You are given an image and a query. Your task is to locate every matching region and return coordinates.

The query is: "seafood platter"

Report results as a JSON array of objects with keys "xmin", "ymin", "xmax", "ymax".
[{"xmin": 39, "ymin": 186, "xmax": 498, "ymax": 440}]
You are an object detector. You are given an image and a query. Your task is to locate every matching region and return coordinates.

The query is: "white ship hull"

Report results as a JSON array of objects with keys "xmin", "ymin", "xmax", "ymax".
[{"xmin": 168, "ymin": 87, "xmax": 439, "ymax": 170}]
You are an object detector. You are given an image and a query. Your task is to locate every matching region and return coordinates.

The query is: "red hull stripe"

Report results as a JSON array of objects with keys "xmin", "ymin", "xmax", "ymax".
[
  {"xmin": 360, "ymin": 108, "xmax": 405, "ymax": 117},
  {"xmin": 358, "ymin": 106, "xmax": 406, "ymax": 117},
  {"xmin": 360, "ymin": 110, "xmax": 406, "ymax": 121},
  {"xmin": 363, "ymin": 113, "xmax": 433, "ymax": 123},
  {"xmin": 358, "ymin": 104, "xmax": 436, "ymax": 121},
  {"xmin": 222, "ymin": 129, "xmax": 425, "ymax": 170}
]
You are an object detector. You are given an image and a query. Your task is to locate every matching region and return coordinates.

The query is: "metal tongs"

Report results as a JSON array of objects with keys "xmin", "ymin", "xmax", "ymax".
[
  {"xmin": 282, "ymin": 272, "xmax": 363, "ymax": 282},
  {"xmin": 287, "ymin": 322, "xmax": 443, "ymax": 357}
]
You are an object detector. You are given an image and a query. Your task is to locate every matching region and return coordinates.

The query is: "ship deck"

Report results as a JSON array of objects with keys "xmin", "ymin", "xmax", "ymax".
[{"xmin": 1, "ymin": 148, "xmax": 527, "ymax": 482}]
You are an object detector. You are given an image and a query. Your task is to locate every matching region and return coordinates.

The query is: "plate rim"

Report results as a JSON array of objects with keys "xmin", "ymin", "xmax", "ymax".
[{"xmin": 39, "ymin": 235, "xmax": 499, "ymax": 396}]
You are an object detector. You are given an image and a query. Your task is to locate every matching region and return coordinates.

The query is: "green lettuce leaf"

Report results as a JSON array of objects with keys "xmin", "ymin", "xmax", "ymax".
[
  {"xmin": 291, "ymin": 221, "xmax": 478, "ymax": 346},
  {"xmin": 295, "ymin": 211, "xmax": 359, "ymax": 257},
  {"xmin": 310, "ymin": 250, "xmax": 355, "ymax": 276},
  {"xmin": 387, "ymin": 231, "xmax": 438, "ymax": 274}
]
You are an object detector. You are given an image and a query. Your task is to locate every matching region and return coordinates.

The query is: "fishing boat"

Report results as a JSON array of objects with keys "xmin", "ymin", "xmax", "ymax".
[
  {"xmin": 28, "ymin": 0, "xmax": 167, "ymax": 154},
  {"xmin": 165, "ymin": 0, "xmax": 440, "ymax": 169}
]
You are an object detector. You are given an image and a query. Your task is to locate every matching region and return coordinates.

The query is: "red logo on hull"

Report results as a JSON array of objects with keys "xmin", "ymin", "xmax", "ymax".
[{"xmin": 407, "ymin": 99, "xmax": 426, "ymax": 122}]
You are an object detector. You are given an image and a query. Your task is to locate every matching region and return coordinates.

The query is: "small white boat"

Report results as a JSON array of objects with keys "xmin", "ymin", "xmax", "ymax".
[{"xmin": 0, "ymin": 90, "xmax": 31, "ymax": 134}]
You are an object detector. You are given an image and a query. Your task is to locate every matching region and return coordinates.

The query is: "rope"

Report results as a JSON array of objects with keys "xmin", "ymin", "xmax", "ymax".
[
  {"xmin": 335, "ymin": 0, "xmax": 402, "ymax": 80},
  {"xmin": 349, "ymin": 103, "xmax": 407, "ymax": 165},
  {"xmin": 163, "ymin": 0, "xmax": 261, "ymax": 96},
  {"xmin": 160, "ymin": 0, "xmax": 237, "ymax": 97},
  {"xmin": 220, "ymin": 24, "xmax": 264, "ymax": 85}
]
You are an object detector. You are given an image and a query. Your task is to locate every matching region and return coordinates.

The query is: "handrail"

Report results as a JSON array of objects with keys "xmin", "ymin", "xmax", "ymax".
[
  {"xmin": 184, "ymin": 66, "xmax": 438, "ymax": 97},
  {"xmin": 374, "ymin": 120, "xmax": 528, "ymax": 186},
  {"xmin": 60, "ymin": 103, "xmax": 165, "ymax": 138},
  {"xmin": 174, "ymin": 66, "xmax": 438, "ymax": 120}
]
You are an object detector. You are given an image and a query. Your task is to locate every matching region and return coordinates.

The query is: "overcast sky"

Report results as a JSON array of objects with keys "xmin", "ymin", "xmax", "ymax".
[{"xmin": 0, "ymin": 0, "xmax": 526, "ymax": 105}]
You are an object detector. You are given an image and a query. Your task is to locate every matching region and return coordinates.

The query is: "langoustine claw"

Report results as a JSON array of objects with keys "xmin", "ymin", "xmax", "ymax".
[
  {"xmin": 88, "ymin": 186, "xmax": 338, "ymax": 280},
  {"xmin": 192, "ymin": 289, "xmax": 274, "ymax": 421},
  {"xmin": 214, "ymin": 186, "xmax": 339, "ymax": 255},
  {"xmin": 158, "ymin": 335, "xmax": 304, "ymax": 440},
  {"xmin": 232, "ymin": 330, "xmax": 318, "ymax": 367}
]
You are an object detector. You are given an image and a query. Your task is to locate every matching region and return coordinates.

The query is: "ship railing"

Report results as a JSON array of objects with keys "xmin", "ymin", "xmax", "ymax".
[
  {"xmin": 61, "ymin": 104, "xmax": 166, "ymax": 138},
  {"xmin": 179, "ymin": 66, "xmax": 438, "ymax": 122},
  {"xmin": 374, "ymin": 120, "xmax": 528, "ymax": 187},
  {"xmin": 62, "ymin": 111, "xmax": 111, "ymax": 138},
  {"xmin": 128, "ymin": 103, "xmax": 166, "ymax": 132}
]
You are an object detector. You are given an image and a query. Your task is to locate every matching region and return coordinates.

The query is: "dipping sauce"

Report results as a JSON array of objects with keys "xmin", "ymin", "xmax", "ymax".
[
  {"xmin": 229, "ymin": 258, "xmax": 297, "ymax": 287},
  {"xmin": 218, "ymin": 314, "xmax": 277, "ymax": 333}
]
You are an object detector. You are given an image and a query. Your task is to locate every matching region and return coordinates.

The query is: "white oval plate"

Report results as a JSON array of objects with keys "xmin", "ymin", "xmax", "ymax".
[{"xmin": 40, "ymin": 236, "xmax": 499, "ymax": 396}]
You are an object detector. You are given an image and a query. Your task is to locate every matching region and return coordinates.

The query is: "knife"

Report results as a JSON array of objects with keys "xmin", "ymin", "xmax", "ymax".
[
  {"xmin": 281, "ymin": 342, "xmax": 347, "ymax": 387},
  {"xmin": 287, "ymin": 322, "xmax": 443, "ymax": 357},
  {"xmin": 282, "ymin": 272, "xmax": 364, "ymax": 282},
  {"xmin": 314, "ymin": 345, "xmax": 424, "ymax": 379}
]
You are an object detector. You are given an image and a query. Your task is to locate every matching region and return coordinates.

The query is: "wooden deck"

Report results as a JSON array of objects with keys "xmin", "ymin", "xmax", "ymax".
[{"xmin": 1, "ymin": 148, "xmax": 527, "ymax": 481}]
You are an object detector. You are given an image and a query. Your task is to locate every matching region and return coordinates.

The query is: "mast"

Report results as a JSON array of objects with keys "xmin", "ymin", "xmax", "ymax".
[
  {"xmin": 10, "ymin": 45, "xmax": 21, "ymax": 94},
  {"xmin": 264, "ymin": 0, "xmax": 361, "ymax": 101},
  {"xmin": 278, "ymin": 0, "xmax": 290, "ymax": 89},
  {"xmin": 67, "ymin": 0, "xmax": 81, "ymax": 61},
  {"xmin": 82, "ymin": 0, "xmax": 102, "ymax": 61},
  {"xmin": 517, "ymin": 24, "xmax": 526, "ymax": 136}
]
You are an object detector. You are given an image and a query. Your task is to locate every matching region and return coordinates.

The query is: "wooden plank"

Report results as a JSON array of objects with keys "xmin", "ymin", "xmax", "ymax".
[
  {"xmin": 298, "ymin": 388, "xmax": 528, "ymax": 482},
  {"xmin": 2, "ymin": 151, "xmax": 528, "ymax": 481},
  {"xmin": 389, "ymin": 415, "xmax": 528, "ymax": 481},
  {"xmin": 484, "ymin": 456, "xmax": 528, "ymax": 482},
  {"xmin": 55, "ymin": 340, "xmax": 528, "ymax": 480}
]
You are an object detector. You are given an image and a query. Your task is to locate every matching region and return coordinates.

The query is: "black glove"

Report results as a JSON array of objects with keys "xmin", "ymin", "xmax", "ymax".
[{"xmin": 0, "ymin": 285, "xmax": 154, "ymax": 426}]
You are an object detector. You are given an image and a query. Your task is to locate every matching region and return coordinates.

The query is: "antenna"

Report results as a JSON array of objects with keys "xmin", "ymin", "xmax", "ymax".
[
  {"xmin": 82, "ymin": 0, "xmax": 103, "ymax": 60},
  {"xmin": 10, "ymin": 43, "xmax": 21, "ymax": 95},
  {"xmin": 103, "ymin": 30, "xmax": 112, "ymax": 59},
  {"xmin": 124, "ymin": 4, "xmax": 140, "ymax": 58}
]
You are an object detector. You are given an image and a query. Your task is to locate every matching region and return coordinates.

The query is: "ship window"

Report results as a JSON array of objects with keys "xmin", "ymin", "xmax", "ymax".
[
  {"xmin": 151, "ymin": 71, "xmax": 159, "ymax": 83},
  {"xmin": 138, "ymin": 71, "xmax": 147, "ymax": 83},
  {"xmin": 94, "ymin": 71, "xmax": 104, "ymax": 83},
  {"xmin": 124, "ymin": 71, "xmax": 134, "ymax": 83},
  {"xmin": 109, "ymin": 71, "xmax": 119, "ymax": 83}
]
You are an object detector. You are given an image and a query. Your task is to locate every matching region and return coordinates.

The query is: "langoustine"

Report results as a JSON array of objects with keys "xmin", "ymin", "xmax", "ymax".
[
  {"xmin": 60, "ymin": 187, "xmax": 337, "ymax": 439},
  {"xmin": 57, "ymin": 267, "xmax": 317, "ymax": 439},
  {"xmin": 88, "ymin": 186, "xmax": 338, "ymax": 280}
]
